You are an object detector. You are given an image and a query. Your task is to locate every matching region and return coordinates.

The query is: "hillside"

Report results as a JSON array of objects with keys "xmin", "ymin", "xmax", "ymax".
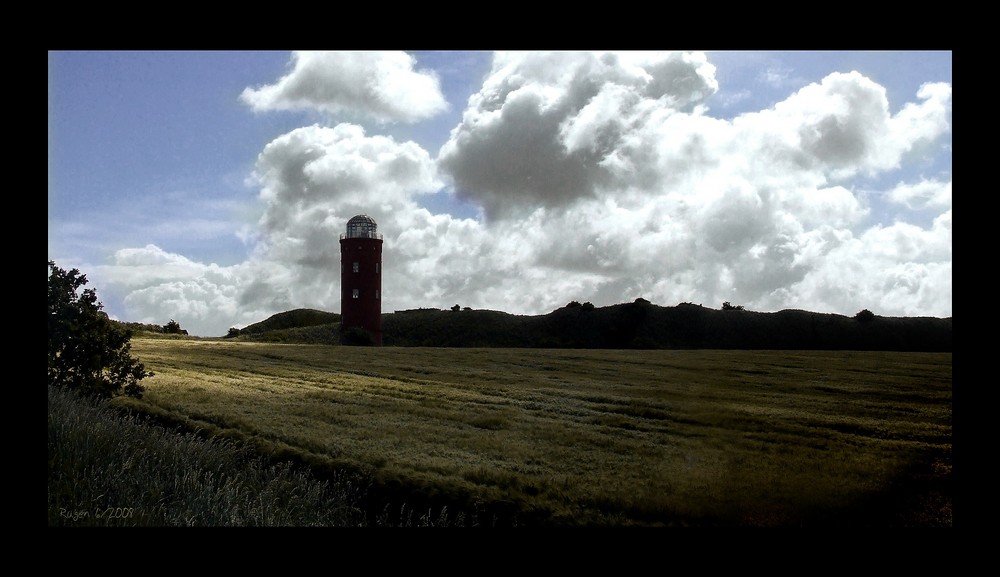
[
  {"xmin": 231, "ymin": 301, "xmax": 952, "ymax": 352},
  {"xmin": 238, "ymin": 308, "xmax": 341, "ymax": 334}
]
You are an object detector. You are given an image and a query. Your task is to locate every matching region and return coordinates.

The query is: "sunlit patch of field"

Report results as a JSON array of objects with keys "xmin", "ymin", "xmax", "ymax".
[{"xmin": 119, "ymin": 338, "xmax": 952, "ymax": 526}]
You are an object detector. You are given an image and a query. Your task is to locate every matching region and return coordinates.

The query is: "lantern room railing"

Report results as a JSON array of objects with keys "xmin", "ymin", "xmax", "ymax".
[{"xmin": 340, "ymin": 231, "xmax": 383, "ymax": 240}]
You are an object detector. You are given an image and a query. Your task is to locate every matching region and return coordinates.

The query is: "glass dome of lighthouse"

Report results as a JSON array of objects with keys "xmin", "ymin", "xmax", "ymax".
[{"xmin": 344, "ymin": 214, "xmax": 381, "ymax": 239}]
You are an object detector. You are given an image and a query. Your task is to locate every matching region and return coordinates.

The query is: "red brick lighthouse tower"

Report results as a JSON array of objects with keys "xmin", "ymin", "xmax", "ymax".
[{"xmin": 340, "ymin": 214, "xmax": 383, "ymax": 345}]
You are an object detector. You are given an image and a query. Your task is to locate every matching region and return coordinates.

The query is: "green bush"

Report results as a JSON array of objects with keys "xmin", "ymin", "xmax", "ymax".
[{"xmin": 48, "ymin": 261, "xmax": 153, "ymax": 399}]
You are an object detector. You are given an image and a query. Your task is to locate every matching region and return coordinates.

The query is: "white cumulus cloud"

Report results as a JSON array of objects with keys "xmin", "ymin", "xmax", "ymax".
[
  {"xmin": 91, "ymin": 51, "xmax": 952, "ymax": 336},
  {"xmin": 240, "ymin": 51, "xmax": 449, "ymax": 124}
]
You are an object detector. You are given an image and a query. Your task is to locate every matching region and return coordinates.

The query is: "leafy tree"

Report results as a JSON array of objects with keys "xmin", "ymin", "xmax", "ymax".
[
  {"xmin": 226, "ymin": 327, "xmax": 242, "ymax": 338},
  {"xmin": 451, "ymin": 304, "xmax": 461, "ymax": 312},
  {"xmin": 722, "ymin": 301, "xmax": 744, "ymax": 311},
  {"xmin": 581, "ymin": 302, "xmax": 595, "ymax": 311},
  {"xmin": 48, "ymin": 261, "xmax": 153, "ymax": 399}
]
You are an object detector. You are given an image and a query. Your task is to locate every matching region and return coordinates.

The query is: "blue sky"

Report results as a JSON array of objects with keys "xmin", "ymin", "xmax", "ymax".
[{"xmin": 48, "ymin": 51, "xmax": 952, "ymax": 337}]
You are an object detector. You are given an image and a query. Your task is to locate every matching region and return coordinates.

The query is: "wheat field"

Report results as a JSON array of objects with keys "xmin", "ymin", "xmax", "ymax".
[{"xmin": 114, "ymin": 336, "xmax": 952, "ymax": 526}]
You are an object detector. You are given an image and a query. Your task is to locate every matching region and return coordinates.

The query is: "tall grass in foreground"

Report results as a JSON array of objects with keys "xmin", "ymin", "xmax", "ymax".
[{"xmin": 48, "ymin": 384, "xmax": 471, "ymax": 527}]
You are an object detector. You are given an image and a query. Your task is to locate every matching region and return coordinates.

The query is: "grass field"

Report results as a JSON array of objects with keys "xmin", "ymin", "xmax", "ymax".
[{"xmin": 112, "ymin": 336, "xmax": 952, "ymax": 526}]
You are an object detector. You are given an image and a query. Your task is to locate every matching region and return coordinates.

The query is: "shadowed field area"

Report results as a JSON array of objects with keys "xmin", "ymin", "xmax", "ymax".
[{"xmin": 112, "ymin": 338, "xmax": 952, "ymax": 526}]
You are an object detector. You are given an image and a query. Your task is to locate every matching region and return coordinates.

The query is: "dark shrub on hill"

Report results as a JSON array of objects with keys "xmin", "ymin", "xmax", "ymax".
[
  {"xmin": 855, "ymin": 309, "xmax": 876, "ymax": 322},
  {"xmin": 121, "ymin": 321, "xmax": 165, "ymax": 333}
]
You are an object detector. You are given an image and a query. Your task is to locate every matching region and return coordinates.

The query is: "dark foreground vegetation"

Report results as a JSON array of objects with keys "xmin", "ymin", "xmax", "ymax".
[{"xmin": 48, "ymin": 384, "xmax": 480, "ymax": 527}]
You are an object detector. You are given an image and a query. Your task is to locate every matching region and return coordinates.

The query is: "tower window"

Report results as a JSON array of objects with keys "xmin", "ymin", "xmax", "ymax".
[
  {"xmin": 375, "ymin": 263, "xmax": 380, "ymax": 274},
  {"xmin": 352, "ymin": 289, "xmax": 359, "ymax": 299},
  {"xmin": 353, "ymin": 262, "xmax": 359, "ymax": 273},
  {"xmin": 375, "ymin": 290, "xmax": 379, "ymax": 300}
]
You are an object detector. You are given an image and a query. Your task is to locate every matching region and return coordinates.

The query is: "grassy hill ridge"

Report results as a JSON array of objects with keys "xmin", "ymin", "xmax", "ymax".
[
  {"xmin": 238, "ymin": 308, "xmax": 341, "ymax": 334},
  {"xmin": 231, "ymin": 302, "xmax": 952, "ymax": 351}
]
